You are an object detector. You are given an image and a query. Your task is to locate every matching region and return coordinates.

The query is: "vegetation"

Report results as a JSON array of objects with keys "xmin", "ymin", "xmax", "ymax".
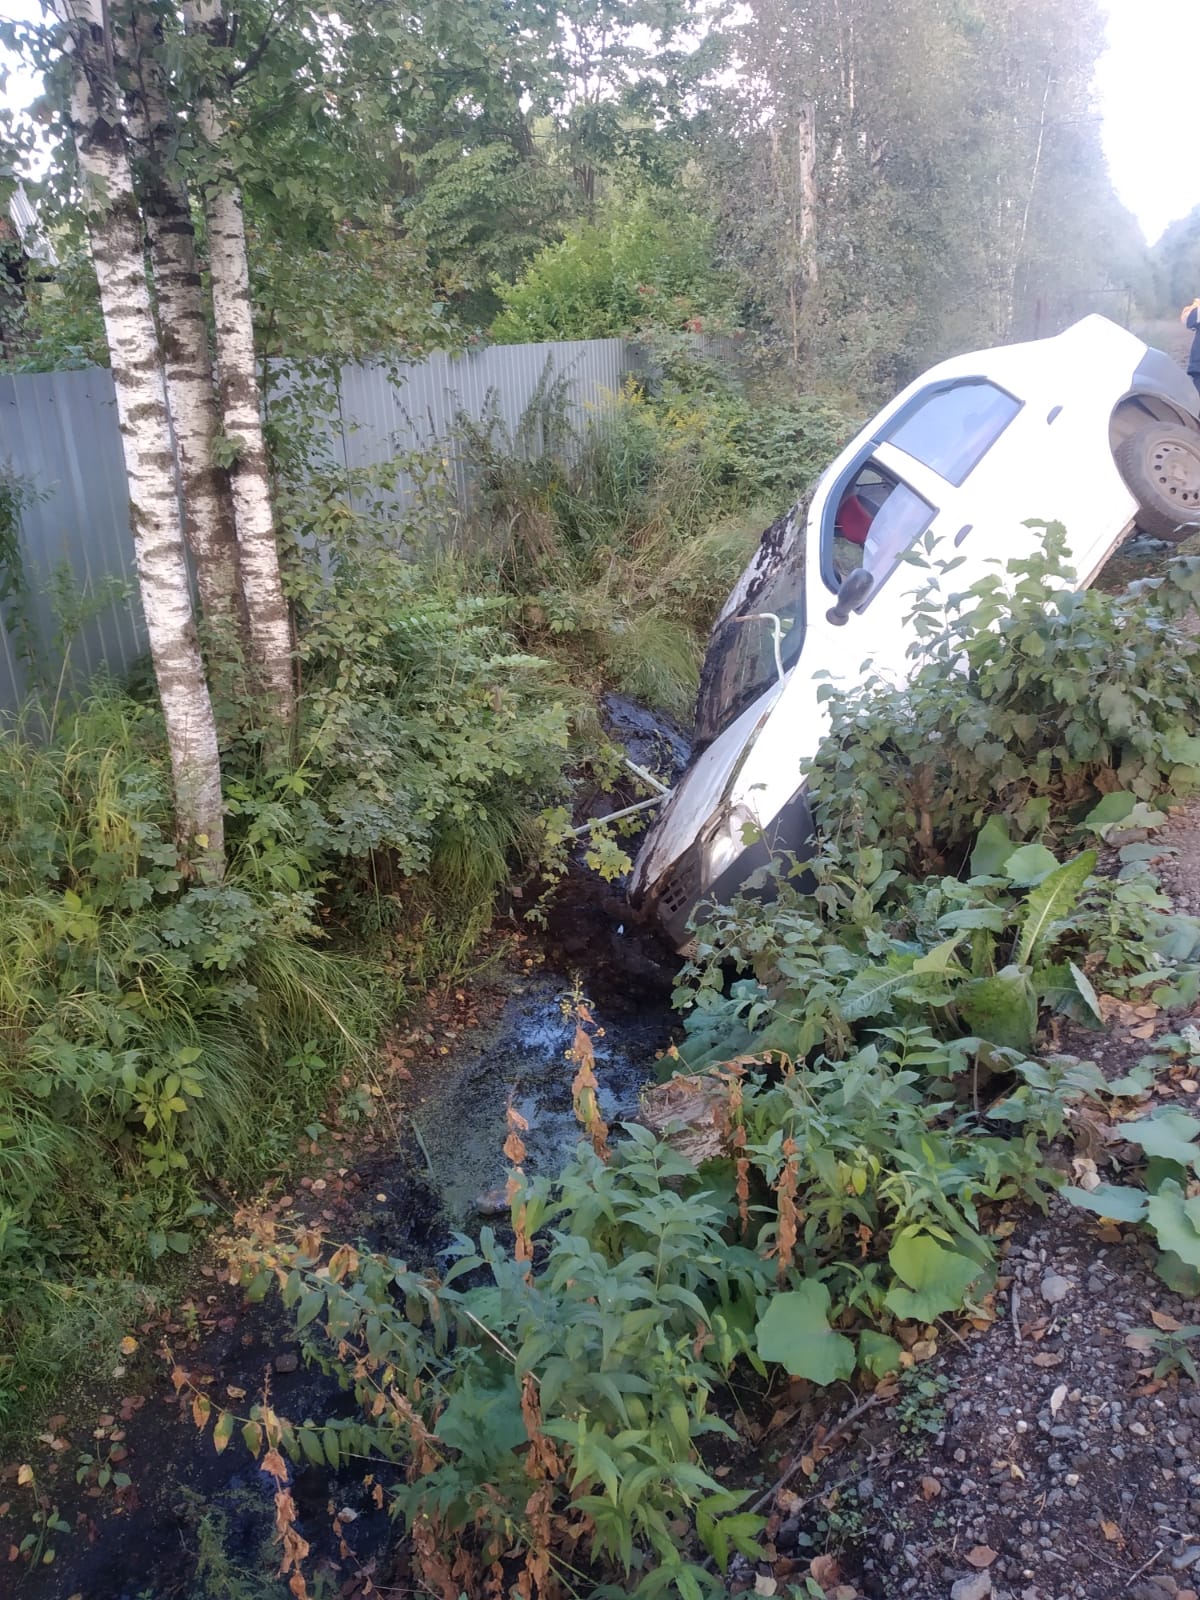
[{"xmin": 202, "ymin": 544, "xmax": 1200, "ymax": 1598}]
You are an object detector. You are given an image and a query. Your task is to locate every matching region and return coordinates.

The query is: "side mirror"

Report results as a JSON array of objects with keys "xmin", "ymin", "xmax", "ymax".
[{"xmin": 826, "ymin": 566, "xmax": 874, "ymax": 625}]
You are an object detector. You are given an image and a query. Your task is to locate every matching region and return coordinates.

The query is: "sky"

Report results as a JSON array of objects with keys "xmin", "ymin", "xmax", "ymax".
[
  {"xmin": 2, "ymin": 0, "xmax": 1199, "ymax": 246},
  {"xmin": 1094, "ymin": 0, "xmax": 1200, "ymax": 244}
]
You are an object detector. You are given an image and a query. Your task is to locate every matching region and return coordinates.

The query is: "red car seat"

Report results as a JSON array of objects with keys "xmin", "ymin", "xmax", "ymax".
[{"xmin": 835, "ymin": 493, "xmax": 872, "ymax": 547}]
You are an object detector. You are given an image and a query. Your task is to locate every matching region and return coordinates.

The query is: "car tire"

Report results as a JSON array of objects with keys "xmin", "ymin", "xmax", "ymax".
[{"xmin": 1115, "ymin": 423, "xmax": 1200, "ymax": 542}]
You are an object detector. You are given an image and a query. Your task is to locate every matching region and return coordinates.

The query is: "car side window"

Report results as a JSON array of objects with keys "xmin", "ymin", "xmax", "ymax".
[
  {"xmin": 829, "ymin": 462, "xmax": 935, "ymax": 599},
  {"xmin": 885, "ymin": 381, "xmax": 1021, "ymax": 486}
]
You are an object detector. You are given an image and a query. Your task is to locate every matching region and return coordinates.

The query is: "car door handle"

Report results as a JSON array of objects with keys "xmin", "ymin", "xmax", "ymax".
[{"xmin": 954, "ymin": 524, "xmax": 973, "ymax": 546}]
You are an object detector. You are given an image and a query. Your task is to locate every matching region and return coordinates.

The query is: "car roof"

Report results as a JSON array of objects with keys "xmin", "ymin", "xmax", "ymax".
[{"xmin": 811, "ymin": 315, "xmax": 1148, "ymax": 498}]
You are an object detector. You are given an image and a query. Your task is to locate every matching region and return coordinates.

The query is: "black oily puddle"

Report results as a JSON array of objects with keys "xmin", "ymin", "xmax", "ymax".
[
  {"xmin": 16, "ymin": 965, "xmax": 678, "ymax": 1600},
  {"xmin": 406, "ymin": 968, "xmax": 678, "ymax": 1226}
]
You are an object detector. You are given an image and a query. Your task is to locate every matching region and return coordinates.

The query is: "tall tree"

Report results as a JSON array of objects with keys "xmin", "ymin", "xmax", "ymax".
[
  {"xmin": 120, "ymin": 0, "xmax": 247, "ymax": 674},
  {"xmin": 182, "ymin": 0, "xmax": 295, "ymax": 742},
  {"xmin": 55, "ymin": 0, "xmax": 225, "ymax": 864}
]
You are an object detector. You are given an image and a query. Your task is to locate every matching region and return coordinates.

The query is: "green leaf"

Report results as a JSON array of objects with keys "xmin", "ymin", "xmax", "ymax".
[
  {"xmin": 1146, "ymin": 1180, "xmax": 1200, "ymax": 1268},
  {"xmin": 1105, "ymin": 1062, "xmax": 1157, "ymax": 1097},
  {"xmin": 1059, "ymin": 1183, "xmax": 1149, "ymax": 1223},
  {"xmin": 839, "ymin": 962, "xmax": 915, "ymax": 1022},
  {"xmin": 1003, "ymin": 842, "xmax": 1059, "ymax": 886},
  {"xmin": 1016, "ymin": 851, "xmax": 1096, "ymax": 965},
  {"xmin": 960, "ymin": 966, "xmax": 1037, "ymax": 1051},
  {"xmin": 1083, "ymin": 791, "xmax": 1137, "ymax": 831},
  {"xmin": 857, "ymin": 1329, "xmax": 903, "ymax": 1377},
  {"xmin": 296, "ymin": 1289, "xmax": 325, "ymax": 1330},
  {"xmin": 883, "ymin": 1231, "xmax": 984, "ymax": 1323},
  {"xmin": 970, "ymin": 815, "xmax": 1013, "ymax": 878},
  {"xmin": 911, "ymin": 936, "xmax": 965, "ymax": 975},
  {"xmin": 1156, "ymin": 1249, "xmax": 1200, "ymax": 1297},
  {"xmin": 1122, "ymin": 1108, "xmax": 1200, "ymax": 1167},
  {"xmin": 1067, "ymin": 961, "xmax": 1103, "ymax": 1023},
  {"xmin": 755, "ymin": 1282, "xmax": 856, "ymax": 1384}
]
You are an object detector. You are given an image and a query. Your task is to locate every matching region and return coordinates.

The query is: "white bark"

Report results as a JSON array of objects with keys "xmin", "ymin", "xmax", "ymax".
[
  {"xmin": 182, "ymin": 0, "xmax": 296, "ymax": 746},
  {"xmin": 60, "ymin": 0, "xmax": 225, "ymax": 868},
  {"xmin": 123, "ymin": 3, "xmax": 246, "ymax": 675}
]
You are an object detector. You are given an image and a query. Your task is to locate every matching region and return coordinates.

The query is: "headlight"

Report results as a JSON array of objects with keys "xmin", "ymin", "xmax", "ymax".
[{"xmin": 702, "ymin": 804, "xmax": 758, "ymax": 880}]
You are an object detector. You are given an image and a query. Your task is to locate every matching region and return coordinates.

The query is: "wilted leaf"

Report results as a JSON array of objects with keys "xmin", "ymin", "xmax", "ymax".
[
  {"xmin": 16, "ymin": 1466, "xmax": 32, "ymax": 1487},
  {"xmin": 1100, "ymin": 1519, "xmax": 1124, "ymax": 1544},
  {"xmin": 212, "ymin": 1412, "xmax": 234, "ymax": 1455},
  {"xmin": 808, "ymin": 1553, "xmax": 841, "ymax": 1587},
  {"xmin": 191, "ymin": 1394, "xmax": 211, "ymax": 1431},
  {"xmin": 920, "ymin": 1476, "xmax": 942, "ymax": 1501},
  {"xmin": 118, "ymin": 1336, "xmax": 138, "ymax": 1356},
  {"xmin": 1151, "ymin": 1310, "xmax": 1184, "ymax": 1332},
  {"xmin": 966, "ymin": 1546, "xmax": 997, "ymax": 1568},
  {"xmin": 1050, "ymin": 1384, "xmax": 1068, "ymax": 1416}
]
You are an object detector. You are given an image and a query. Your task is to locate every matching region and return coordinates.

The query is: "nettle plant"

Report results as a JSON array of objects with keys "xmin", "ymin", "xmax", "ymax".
[{"xmin": 809, "ymin": 526, "xmax": 1200, "ymax": 875}]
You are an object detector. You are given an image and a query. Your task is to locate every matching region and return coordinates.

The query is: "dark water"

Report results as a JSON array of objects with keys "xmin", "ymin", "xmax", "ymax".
[{"xmin": 410, "ymin": 971, "xmax": 677, "ymax": 1223}]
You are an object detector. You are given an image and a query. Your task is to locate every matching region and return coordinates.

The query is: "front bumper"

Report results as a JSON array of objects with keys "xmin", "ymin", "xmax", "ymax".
[{"xmin": 643, "ymin": 785, "xmax": 819, "ymax": 951}]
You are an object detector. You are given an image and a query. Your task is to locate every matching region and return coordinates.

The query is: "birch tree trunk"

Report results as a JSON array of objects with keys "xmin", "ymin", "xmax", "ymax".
[
  {"xmin": 60, "ymin": 0, "xmax": 225, "ymax": 868},
  {"xmin": 182, "ymin": 0, "xmax": 296, "ymax": 748},
  {"xmin": 120, "ymin": 2, "xmax": 248, "ymax": 687}
]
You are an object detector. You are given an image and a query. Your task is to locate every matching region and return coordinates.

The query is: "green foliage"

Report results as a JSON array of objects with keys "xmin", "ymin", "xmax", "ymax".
[
  {"xmin": 0, "ymin": 688, "xmax": 382, "ymax": 1412},
  {"xmin": 1062, "ymin": 1095, "xmax": 1200, "ymax": 1292},
  {"xmin": 491, "ymin": 197, "xmax": 733, "ymax": 343},
  {"xmin": 809, "ymin": 527, "xmax": 1200, "ymax": 876},
  {"xmin": 407, "ymin": 360, "xmax": 847, "ymax": 719}
]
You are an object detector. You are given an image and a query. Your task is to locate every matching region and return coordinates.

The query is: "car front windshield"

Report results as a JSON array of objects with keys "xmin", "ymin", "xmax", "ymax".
[{"xmin": 693, "ymin": 525, "xmax": 806, "ymax": 751}]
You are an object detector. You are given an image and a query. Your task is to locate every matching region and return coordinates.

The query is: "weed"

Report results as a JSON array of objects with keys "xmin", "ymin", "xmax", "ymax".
[{"xmin": 893, "ymin": 1372, "xmax": 950, "ymax": 1455}]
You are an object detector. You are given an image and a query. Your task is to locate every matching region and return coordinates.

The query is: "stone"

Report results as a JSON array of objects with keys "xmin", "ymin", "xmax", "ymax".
[
  {"xmin": 951, "ymin": 1575, "xmax": 993, "ymax": 1600},
  {"xmin": 1040, "ymin": 1273, "xmax": 1071, "ymax": 1305}
]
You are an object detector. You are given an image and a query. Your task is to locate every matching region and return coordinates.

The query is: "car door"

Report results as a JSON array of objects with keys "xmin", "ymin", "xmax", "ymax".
[{"xmin": 811, "ymin": 439, "xmax": 954, "ymax": 691}]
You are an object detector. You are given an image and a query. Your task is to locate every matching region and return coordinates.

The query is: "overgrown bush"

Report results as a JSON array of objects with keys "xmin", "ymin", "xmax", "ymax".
[
  {"xmin": 405, "ymin": 361, "xmax": 848, "ymax": 719},
  {"xmin": 490, "ymin": 196, "xmax": 735, "ymax": 344},
  {"xmin": 809, "ymin": 527, "xmax": 1200, "ymax": 874},
  {"xmin": 0, "ymin": 688, "xmax": 386, "ymax": 1417}
]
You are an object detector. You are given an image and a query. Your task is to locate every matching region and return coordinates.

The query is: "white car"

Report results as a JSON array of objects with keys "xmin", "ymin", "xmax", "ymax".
[{"xmin": 629, "ymin": 314, "xmax": 1200, "ymax": 949}]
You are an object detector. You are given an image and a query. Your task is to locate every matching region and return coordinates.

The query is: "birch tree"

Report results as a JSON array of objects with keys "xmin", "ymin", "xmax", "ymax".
[
  {"xmin": 57, "ymin": 0, "xmax": 225, "ymax": 867},
  {"xmin": 120, "ymin": 1, "xmax": 247, "ymax": 675},
  {"xmin": 182, "ymin": 0, "xmax": 295, "ymax": 743}
]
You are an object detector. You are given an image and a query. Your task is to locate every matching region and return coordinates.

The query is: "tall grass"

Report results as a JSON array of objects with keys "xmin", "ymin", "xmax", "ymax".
[
  {"xmin": 427, "ymin": 366, "xmax": 848, "ymax": 720},
  {"xmin": 0, "ymin": 687, "xmax": 382, "ymax": 1423}
]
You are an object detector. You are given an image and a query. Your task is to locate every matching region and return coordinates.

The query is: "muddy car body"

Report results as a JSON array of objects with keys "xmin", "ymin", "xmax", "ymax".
[{"xmin": 629, "ymin": 314, "xmax": 1200, "ymax": 950}]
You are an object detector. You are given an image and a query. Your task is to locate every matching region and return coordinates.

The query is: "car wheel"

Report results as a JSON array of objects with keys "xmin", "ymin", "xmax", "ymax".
[{"xmin": 1115, "ymin": 423, "xmax": 1200, "ymax": 542}]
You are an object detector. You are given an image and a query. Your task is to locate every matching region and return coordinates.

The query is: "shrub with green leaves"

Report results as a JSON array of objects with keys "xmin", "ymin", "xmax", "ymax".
[
  {"xmin": 490, "ymin": 196, "xmax": 734, "ymax": 344},
  {"xmin": 0, "ymin": 688, "xmax": 383, "ymax": 1414},
  {"xmin": 398, "ymin": 361, "xmax": 848, "ymax": 720},
  {"xmin": 809, "ymin": 526, "xmax": 1200, "ymax": 875}
]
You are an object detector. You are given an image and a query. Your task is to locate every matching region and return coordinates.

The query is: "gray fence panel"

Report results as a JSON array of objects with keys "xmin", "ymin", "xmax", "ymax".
[
  {"xmin": 0, "ymin": 338, "xmax": 640, "ymax": 718},
  {"xmin": 0, "ymin": 367, "xmax": 147, "ymax": 716}
]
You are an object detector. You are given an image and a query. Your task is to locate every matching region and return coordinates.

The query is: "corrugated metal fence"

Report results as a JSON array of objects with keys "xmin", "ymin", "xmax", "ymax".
[{"xmin": 0, "ymin": 336, "xmax": 638, "ymax": 716}]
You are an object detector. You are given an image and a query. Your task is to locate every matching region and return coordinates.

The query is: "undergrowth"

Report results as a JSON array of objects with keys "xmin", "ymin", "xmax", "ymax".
[
  {"xmin": 200, "ymin": 539, "xmax": 1200, "ymax": 1600},
  {"xmin": 405, "ymin": 355, "xmax": 849, "ymax": 720}
]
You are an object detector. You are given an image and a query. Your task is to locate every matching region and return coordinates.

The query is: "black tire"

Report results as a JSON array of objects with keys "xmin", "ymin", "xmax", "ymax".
[{"xmin": 1115, "ymin": 423, "xmax": 1200, "ymax": 542}]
